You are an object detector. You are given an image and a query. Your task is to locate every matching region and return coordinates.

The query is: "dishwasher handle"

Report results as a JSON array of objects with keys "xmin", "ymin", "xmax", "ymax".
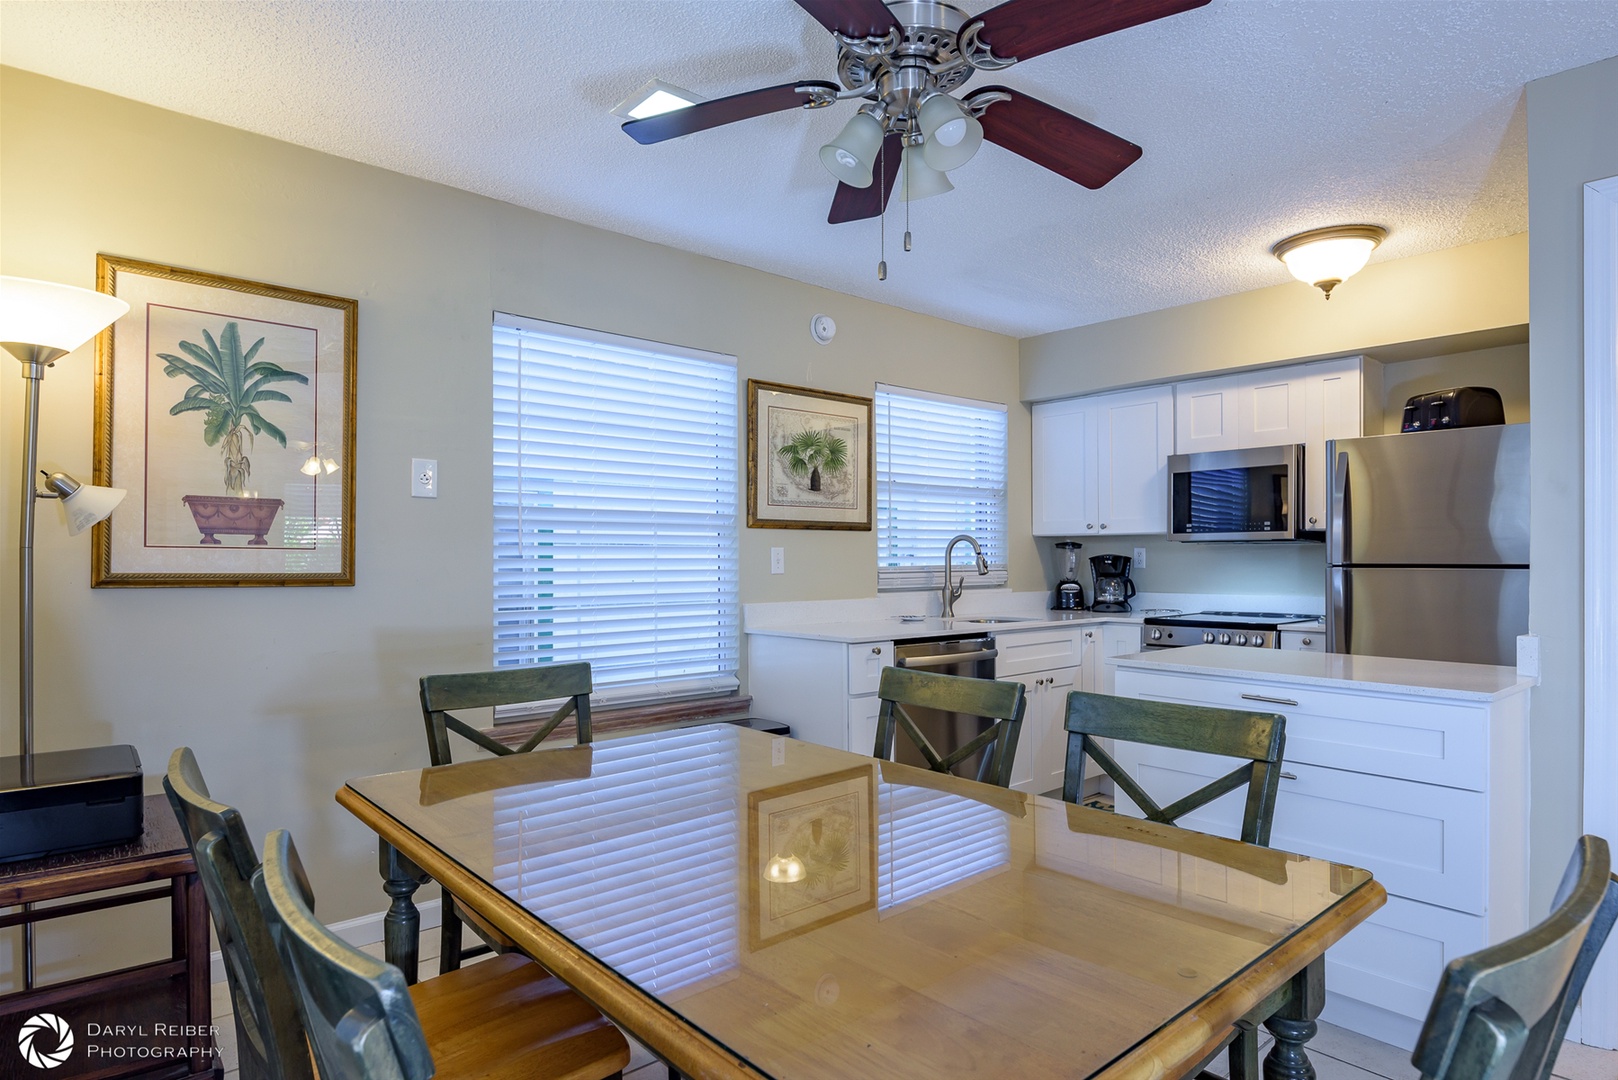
[{"xmin": 896, "ymin": 647, "xmax": 998, "ymax": 669}]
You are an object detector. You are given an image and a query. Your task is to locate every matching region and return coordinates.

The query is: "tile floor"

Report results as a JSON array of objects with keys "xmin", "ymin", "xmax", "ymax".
[{"xmin": 206, "ymin": 928, "xmax": 1618, "ymax": 1080}]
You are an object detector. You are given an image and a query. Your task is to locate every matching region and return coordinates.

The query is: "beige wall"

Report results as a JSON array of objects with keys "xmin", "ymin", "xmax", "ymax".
[
  {"xmin": 1020, "ymin": 233, "xmax": 1529, "ymax": 402},
  {"xmin": 1526, "ymin": 54, "xmax": 1618, "ymax": 916},
  {"xmin": 0, "ymin": 68, "xmax": 1023, "ymax": 943}
]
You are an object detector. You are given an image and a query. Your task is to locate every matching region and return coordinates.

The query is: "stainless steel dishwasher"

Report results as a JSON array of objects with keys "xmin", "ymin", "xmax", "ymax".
[{"xmin": 891, "ymin": 635, "xmax": 999, "ymax": 780}]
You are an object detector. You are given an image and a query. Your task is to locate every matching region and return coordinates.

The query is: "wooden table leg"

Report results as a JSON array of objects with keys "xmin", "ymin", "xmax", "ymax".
[
  {"xmin": 1262, "ymin": 955, "xmax": 1326, "ymax": 1080},
  {"xmin": 379, "ymin": 840, "xmax": 429, "ymax": 984}
]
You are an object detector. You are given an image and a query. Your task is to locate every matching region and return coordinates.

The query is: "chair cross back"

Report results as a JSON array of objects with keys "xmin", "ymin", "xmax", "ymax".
[
  {"xmin": 419, "ymin": 663, "xmax": 593, "ymax": 766},
  {"xmin": 254, "ymin": 829, "xmax": 435, "ymax": 1080},
  {"xmin": 163, "ymin": 748, "xmax": 314, "ymax": 1080},
  {"xmin": 1413, "ymin": 835, "xmax": 1618, "ymax": 1080},
  {"xmin": 1062, "ymin": 692, "xmax": 1286, "ymax": 846},
  {"xmin": 874, "ymin": 667, "xmax": 1027, "ymax": 788}
]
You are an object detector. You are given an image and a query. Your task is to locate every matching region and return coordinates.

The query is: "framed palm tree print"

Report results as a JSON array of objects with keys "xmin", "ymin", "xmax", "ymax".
[
  {"xmin": 91, "ymin": 255, "xmax": 356, "ymax": 586},
  {"xmin": 746, "ymin": 379, "xmax": 871, "ymax": 530}
]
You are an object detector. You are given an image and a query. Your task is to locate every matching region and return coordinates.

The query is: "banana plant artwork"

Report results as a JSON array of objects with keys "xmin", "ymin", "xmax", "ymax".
[{"xmin": 160, "ymin": 321, "xmax": 309, "ymax": 546}]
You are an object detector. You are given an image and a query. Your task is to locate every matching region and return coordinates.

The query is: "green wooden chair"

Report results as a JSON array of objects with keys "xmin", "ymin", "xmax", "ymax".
[
  {"xmin": 1061, "ymin": 691, "xmax": 1287, "ymax": 846},
  {"xmin": 1412, "ymin": 834, "xmax": 1617, "ymax": 1080},
  {"xmin": 419, "ymin": 663, "xmax": 594, "ymax": 972},
  {"xmin": 164, "ymin": 747, "xmax": 313, "ymax": 1080},
  {"xmin": 253, "ymin": 828, "xmax": 629, "ymax": 1080},
  {"xmin": 872, "ymin": 666, "xmax": 1027, "ymax": 788}
]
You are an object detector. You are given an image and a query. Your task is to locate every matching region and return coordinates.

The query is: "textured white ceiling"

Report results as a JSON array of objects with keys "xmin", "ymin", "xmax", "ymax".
[{"xmin": 4, "ymin": 1, "xmax": 1617, "ymax": 336}]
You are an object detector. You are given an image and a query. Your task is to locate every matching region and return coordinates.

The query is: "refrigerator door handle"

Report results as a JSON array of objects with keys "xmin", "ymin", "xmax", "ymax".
[
  {"xmin": 1328, "ymin": 567, "xmax": 1349, "ymax": 653},
  {"xmin": 1328, "ymin": 446, "xmax": 1350, "ymax": 564}
]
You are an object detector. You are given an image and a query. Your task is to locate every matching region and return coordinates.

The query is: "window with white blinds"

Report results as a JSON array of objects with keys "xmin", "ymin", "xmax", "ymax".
[
  {"xmin": 877, "ymin": 780, "xmax": 1010, "ymax": 909},
  {"xmin": 874, "ymin": 384, "xmax": 1008, "ymax": 591},
  {"xmin": 493, "ymin": 314, "xmax": 739, "ymax": 705},
  {"xmin": 492, "ymin": 727, "xmax": 738, "ymax": 996}
]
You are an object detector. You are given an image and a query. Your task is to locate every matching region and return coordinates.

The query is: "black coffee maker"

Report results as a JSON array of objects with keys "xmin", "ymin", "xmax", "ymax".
[
  {"xmin": 1052, "ymin": 541, "xmax": 1084, "ymax": 610},
  {"xmin": 1089, "ymin": 554, "xmax": 1136, "ymax": 613}
]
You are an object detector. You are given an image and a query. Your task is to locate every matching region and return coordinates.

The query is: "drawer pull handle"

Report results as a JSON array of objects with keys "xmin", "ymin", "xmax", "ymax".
[
  {"xmin": 1280, "ymin": 771, "xmax": 1298, "ymax": 781},
  {"xmin": 1241, "ymin": 693, "xmax": 1299, "ymax": 707}
]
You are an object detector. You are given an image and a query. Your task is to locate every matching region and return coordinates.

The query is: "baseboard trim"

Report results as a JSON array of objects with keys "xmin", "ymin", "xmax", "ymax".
[{"xmin": 210, "ymin": 898, "xmax": 442, "ymax": 985}]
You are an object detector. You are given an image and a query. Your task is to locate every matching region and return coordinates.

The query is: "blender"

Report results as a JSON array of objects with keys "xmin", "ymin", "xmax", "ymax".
[
  {"xmin": 1052, "ymin": 541, "xmax": 1085, "ymax": 610},
  {"xmin": 1089, "ymin": 554, "xmax": 1136, "ymax": 612}
]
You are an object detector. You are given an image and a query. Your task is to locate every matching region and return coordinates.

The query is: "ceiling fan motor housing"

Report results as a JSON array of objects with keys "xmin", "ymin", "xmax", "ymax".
[{"xmin": 836, "ymin": 1, "xmax": 974, "ymax": 134}]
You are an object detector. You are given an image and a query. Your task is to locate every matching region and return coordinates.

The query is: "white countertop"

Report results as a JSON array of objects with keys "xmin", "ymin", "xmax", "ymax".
[
  {"xmin": 1112, "ymin": 644, "xmax": 1534, "ymax": 701},
  {"xmin": 745, "ymin": 609, "xmax": 1138, "ymax": 644}
]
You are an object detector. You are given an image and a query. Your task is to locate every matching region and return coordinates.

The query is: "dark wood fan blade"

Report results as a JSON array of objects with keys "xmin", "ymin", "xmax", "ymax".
[
  {"xmin": 969, "ymin": 87, "xmax": 1141, "ymax": 189},
  {"xmin": 622, "ymin": 81, "xmax": 838, "ymax": 144},
  {"xmin": 966, "ymin": 0, "xmax": 1210, "ymax": 64},
  {"xmin": 828, "ymin": 133, "xmax": 904, "ymax": 223},
  {"xmin": 794, "ymin": 0, "xmax": 903, "ymax": 39}
]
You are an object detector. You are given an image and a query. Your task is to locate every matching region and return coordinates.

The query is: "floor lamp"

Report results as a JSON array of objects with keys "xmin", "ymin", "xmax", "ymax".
[{"xmin": 2, "ymin": 276, "xmax": 137, "ymax": 984}]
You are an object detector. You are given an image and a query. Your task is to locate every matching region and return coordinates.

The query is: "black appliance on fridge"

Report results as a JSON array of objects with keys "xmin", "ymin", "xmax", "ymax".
[{"xmin": 1326, "ymin": 423, "xmax": 1529, "ymax": 666}]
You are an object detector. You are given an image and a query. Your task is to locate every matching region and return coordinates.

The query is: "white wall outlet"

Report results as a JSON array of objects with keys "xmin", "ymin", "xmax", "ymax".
[
  {"xmin": 1516, "ymin": 633, "xmax": 1540, "ymax": 680},
  {"xmin": 411, "ymin": 458, "xmax": 437, "ymax": 499},
  {"xmin": 770, "ymin": 547, "xmax": 785, "ymax": 575},
  {"xmin": 771, "ymin": 736, "xmax": 787, "ymax": 766},
  {"xmin": 1133, "ymin": 546, "xmax": 1147, "ymax": 569}
]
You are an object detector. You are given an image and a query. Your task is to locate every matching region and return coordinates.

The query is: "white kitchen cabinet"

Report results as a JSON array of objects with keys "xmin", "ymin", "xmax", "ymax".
[
  {"xmin": 997, "ymin": 627, "xmax": 1084, "ymax": 795},
  {"xmin": 1032, "ymin": 386, "xmax": 1173, "ymax": 536},
  {"xmin": 1171, "ymin": 356, "xmax": 1382, "ymax": 532},
  {"xmin": 747, "ymin": 635, "xmax": 893, "ymax": 751},
  {"xmin": 1279, "ymin": 629, "xmax": 1324, "ymax": 652},
  {"xmin": 1078, "ymin": 622, "xmax": 1143, "ymax": 695},
  {"xmin": 1110, "ymin": 657, "xmax": 1529, "ymax": 1050}
]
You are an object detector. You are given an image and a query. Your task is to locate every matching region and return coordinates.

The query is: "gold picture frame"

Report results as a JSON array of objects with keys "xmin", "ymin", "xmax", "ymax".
[
  {"xmin": 746, "ymin": 765, "xmax": 877, "ymax": 951},
  {"xmin": 746, "ymin": 379, "xmax": 872, "ymax": 530},
  {"xmin": 92, "ymin": 255, "xmax": 357, "ymax": 587}
]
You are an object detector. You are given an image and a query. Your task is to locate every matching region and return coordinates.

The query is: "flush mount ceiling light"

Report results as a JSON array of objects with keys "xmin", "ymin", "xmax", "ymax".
[
  {"xmin": 611, "ymin": 79, "xmax": 704, "ymax": 121},
  {"xmin": 1272, "ymin": 225, "xmax": 1388, "ymax": 300}
]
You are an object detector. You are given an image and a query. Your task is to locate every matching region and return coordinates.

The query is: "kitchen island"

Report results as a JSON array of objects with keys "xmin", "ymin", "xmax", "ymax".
[{"xmin": 1109, "ymin": 643, "xmax": 1533, "ymax": 1051}]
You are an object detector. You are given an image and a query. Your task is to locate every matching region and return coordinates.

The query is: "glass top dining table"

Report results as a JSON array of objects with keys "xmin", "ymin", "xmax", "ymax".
[{"xmin": 338, "ymin": 724, "xmax": 1384, "ymax": 1080}]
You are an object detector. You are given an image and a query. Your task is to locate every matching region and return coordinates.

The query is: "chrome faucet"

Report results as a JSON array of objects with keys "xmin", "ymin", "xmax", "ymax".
[{"xmin": 942, "ymin": 533, "xmax": 989, "ymax": 619}]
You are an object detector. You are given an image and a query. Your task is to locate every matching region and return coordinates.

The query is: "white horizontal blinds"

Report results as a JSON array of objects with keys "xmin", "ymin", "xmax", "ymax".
[
  {"xmin": 877, "ymin": 781, "xmax": 1010, "ymax": 909},
  {"xmin": 493, "ymin": 314, "xmax": 740, "ymax": 704},
  {"xmin": 875, "ymin": 383, "xmax": 1009, "ymax": 591},
  {"xmin": 492, "ymin": 727, "xmax": 739, "ymax": 997}
]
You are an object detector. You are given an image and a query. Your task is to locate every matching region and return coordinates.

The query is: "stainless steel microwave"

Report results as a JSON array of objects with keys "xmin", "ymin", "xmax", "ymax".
[{"xmin": 1167, "ymin": 444, "xmax": 1302, "ymax": 541}]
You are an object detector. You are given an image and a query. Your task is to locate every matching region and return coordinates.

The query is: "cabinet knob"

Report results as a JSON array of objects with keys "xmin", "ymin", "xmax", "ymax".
[
  {"xmin": 1086, "ymin": 523, "xmax": 1095, "ymax": 530},
  {"xmin": 1301, "ymin": 637, "xmax": 1313, "ymax": 646},
  {"xmin": 871, "ymin": 647, "xmax": 882, "ymax": 654},
  {"xmin": 1309, "ymin": 516, "xmax": 1318, "ymax": 525},
  {"xmin": 1099, "ymin": 523, "xmax": 1108, "ymax": 530}
]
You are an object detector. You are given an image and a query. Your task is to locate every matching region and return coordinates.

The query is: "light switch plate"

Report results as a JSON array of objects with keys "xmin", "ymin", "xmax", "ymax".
[
  {"xmin": 771, "ymin": 736, "xmax": 787, "ymax": 766},
  {"xmin": 770, "ymin": 547, "xmax": 785, "ymax": 574},
  {"xmin": 412, "ymin": 458, "xmax": 437, "ymax": 498}
]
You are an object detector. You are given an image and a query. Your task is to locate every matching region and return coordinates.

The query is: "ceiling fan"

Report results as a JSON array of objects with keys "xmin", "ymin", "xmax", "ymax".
[{"xmin": 621, "ymin": 0, "xmax": 1211, "ymax": 226}]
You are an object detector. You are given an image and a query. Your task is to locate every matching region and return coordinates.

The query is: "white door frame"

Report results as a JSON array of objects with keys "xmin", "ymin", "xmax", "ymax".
[{"xmin": 1582, "ymin": 173, "xmax": 1618, "ymax": 1049}]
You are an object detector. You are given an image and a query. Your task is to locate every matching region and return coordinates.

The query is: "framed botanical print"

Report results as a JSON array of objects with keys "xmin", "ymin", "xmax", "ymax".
[
  {"xmin": 746, "ymin": 765, "xmax": 876, "ymax": 950},
  {"xmin": 92, "ymin": 255, "xmax": 357, "ymax": 586},
  {"xmin": 746, "ymin": 379, "xmax": 872, "ymax": 530}
]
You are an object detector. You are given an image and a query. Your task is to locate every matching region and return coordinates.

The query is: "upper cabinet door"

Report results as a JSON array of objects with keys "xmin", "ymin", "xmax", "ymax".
[
  {"xmin": 1031, "ymin": 397, "xmax": 1096, "ymax": 536},
  {"xmin": 1095, "ymin": 385, "xmax": 1175, "ymax": 535},
  {"xmin": 1303, "ymin": 357, "xmax": 1371, "ymax": 530},
  {"xmin": 1236, "ymin": 370, "xmax": 1309, "ymax": 447},
  {"xmin": 1174, "ymin": 375, "xmax": 1241, "ymax": 454}
]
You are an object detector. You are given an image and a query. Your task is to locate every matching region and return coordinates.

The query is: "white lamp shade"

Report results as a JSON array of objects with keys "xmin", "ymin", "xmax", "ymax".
[
  {"xmin": 1279, "ymin": 236, "xmax": 1378, "ymax": 288},
  {"xmin": 899, "ymin": 146, "xmax": 954, "ymax": 201},
  {"xmin": 918, "ymin": 94, "xmax": 983, "ymax": 173},
  {"xmin": 0, "ymin": 276, "xmax": 130, "ymax": 355},
  {"xmin": 62, "ymin": 483, "xmax": 126, "ymax": 535},
  {"xmin": 819, "ymin": 112, "xmax": 885, "ymax": 188}
]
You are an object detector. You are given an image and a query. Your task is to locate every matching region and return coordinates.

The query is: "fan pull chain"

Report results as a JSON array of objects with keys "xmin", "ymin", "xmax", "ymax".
[
  {"xmin": 903, "ymin": 145, "xmax": 913, "ymax": 252},
  {"xmin": 877, "ymin": 137, "xmax": 887, "ymax": 281}
]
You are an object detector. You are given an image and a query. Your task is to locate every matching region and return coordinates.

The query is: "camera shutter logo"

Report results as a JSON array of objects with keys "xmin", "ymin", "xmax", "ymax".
[{"xmin": 19, "ymin": 1014, "xmax": 73, "ymax": 1069}]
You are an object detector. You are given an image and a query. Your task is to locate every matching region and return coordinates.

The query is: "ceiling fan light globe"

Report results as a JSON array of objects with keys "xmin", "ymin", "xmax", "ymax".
[
  {"xmin": 819, "ymin": 112, "xmax": 884, "ymax": 188},
  {"xmin": 899, "ymin": 146, "xmax": 953, "ymax": 201},
  {"xmin": 918, "ymin": 95, "xmax": 983, "ymax": 172}
]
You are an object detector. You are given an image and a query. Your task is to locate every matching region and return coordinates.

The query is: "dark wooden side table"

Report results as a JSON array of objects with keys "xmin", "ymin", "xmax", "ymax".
[{"xmin": 1, "ymin": 793, "xmax": 221, "ymax": 1080}]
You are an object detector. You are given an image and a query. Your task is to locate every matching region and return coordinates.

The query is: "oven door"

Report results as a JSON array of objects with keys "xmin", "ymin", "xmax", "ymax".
[{"xmin": 1168, "ymin": 444, "xmax": 1301, "ymax": 541}]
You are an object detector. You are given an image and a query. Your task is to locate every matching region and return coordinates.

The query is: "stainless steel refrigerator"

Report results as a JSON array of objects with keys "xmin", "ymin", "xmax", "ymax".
[{"xmin": 1326, "ymin": 423, "xmax": 1529, "ymax": 666}]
